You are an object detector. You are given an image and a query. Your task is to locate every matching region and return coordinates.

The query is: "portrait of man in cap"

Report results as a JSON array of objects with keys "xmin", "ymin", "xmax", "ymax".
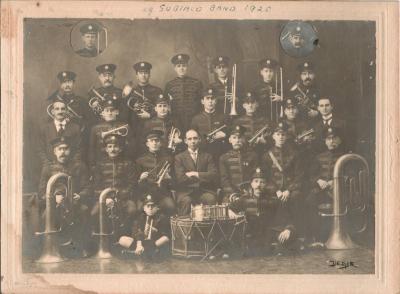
[{"xmin": 75, "ymin": 22, "xmax": 104, "ymax": 58}]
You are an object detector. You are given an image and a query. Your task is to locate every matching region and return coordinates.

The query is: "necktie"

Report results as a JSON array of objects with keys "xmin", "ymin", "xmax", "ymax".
[{"xmin": 189, "ymin": 151, "xmax": 197, "ymax": 163}]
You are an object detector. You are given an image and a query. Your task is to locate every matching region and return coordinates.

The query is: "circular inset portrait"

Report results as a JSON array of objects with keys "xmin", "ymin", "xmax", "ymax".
[
  {"xmin": 280, "ymin": 21, "xmax": 318, "ymax": 58},
  {"xmin": 70, "ymin": 20, "xmax": 108, "ymax": 58}
]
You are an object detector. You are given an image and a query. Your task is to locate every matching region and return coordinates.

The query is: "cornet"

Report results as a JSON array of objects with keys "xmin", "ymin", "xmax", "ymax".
[
  {"xmin": 126, "ymin": 90, "xmax": 155, "ymax": 115},
  {"xmin": 248, "ymin": 124, "xmax": 271, "ymax": 145},
  {"xmin": 294, "ymin": 128, "xmax": 315, "ymax": 145},
  {"xmin": 167, "ymin": 127, "xmax": 181, "ymax": 152},
  {"xmin": 206, "ymin": 124, "xmax": 227, "ymax": 143},
  {"xmin": 100, "ymin": 124, "xmax": 129, "ymax": 139},
  {"xmin": 88, "ymin": 87, "xmax": 106, "ymax": 115},
  {"xmin": 223, "ymin": 64, "xmax": 238, "ymax": 116}
]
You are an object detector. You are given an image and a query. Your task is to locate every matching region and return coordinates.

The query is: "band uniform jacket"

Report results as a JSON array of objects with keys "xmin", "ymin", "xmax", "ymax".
[
  {"xmin": 190, "ymin": 111, "xmax": 230, "ymax": 157},
  {"xmin": 289, "ymin": 83, "xmax": 320, "ymax": 118},
  {"xmin": 47, "ymin": 91, "xmax": 91, "ymax": 129},
  {"xmin": 262, "ymin": 145, "xmax": 303, "ymax": 195},
  {"xmin": 123, "ymin": 82, "xmax": 163, "ymax": 125},
  {"xmin": 309, "ymin": 149, "xmax": 344, "ymax": 195},
  {"xmin": 87, "ymin": 86, "xmax": 130, "ymax": 124},
  {"xmin": 284, "ymin": 117, "xmax": 312, "ymax": 146},
  {"xmin": 93, "ymin": 156, "xmax": 137, "ymax": 201},
  {"xmin": 135, "ymin": 149, "xmax": 175, "ymax": 193},
  {"xmin": 164, "ymin": 76, "xmax": 203, "ymax": 130},
  {"xmin": 210, "ymin": 77, "xmax": 243, "ymax": 115},
  {"xmin": 88, "ymin": 121, "xmax": 135, "ymax": 169},
  {"xmin": 252, "ymin": 81, "xmax": 281, "ymax": 122},
  {"xmin": 38, "ymin": 159, "xmax": 91, "ymax": 206},
  {"xmin": 130, "ymin": 211, "xmax": 171, "ymax": 242},
  {"xmin": 174, "ymin": 149, "xmax": 218, "ymax": 196},
  {"xmin": 219, "ymin": 149, "xmax": 259, "ymax": 197},
  {"xmin": 75, "ymin": 47, "xmax": 101, "ymax": 58},
  {"xmin": 38, "ymin": 120, "xmax": 82, "ymax": 166}
]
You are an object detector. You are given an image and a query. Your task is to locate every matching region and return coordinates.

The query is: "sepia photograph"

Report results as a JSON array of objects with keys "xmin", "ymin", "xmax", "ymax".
[{"xmin": 1, "ymin": 1, "xmax": 399, "ymax": 293}]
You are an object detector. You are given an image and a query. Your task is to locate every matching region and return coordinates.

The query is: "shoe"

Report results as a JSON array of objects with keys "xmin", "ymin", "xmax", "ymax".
[
  {"xmin": 308, "ymin": 241, "xmax": 325, "ymax": 249},
  {"xmin": 209, "ymin": 255, "xmax": 216, "ymax": 260},
  {"xmin": 222, "ymin": 253, "xmax": 230, "ymax": 259}
]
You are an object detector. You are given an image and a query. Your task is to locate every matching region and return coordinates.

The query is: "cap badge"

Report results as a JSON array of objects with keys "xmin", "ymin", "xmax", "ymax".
[
  {"xmin": 256, "ymin": 168, "xmax": 261, "ymax": 173},
  {"xmin": 296, "ymin": 26, "xmax": 301, "ymax": 32},
  {"xmin": 178, "ymin": 55, "xmax": 182, "ymax": 60},
  {"xmin": 304, "ymin": 62, "xmax": 308, "ymax": 67},
  {"xmin": 62, "ymin": 72, "xmax": 67, "ymax": 77},
  {"xmin": 146, "ymin": 195, "xmax": 152, "ymax": 200},
  {"xmin": 88, "ymin": 25, "xmax": 93, "ymax": 30},
  {"xmin": 60, "ymin": 137, "xmax": 65, "ymax": 142},
  {"xmin": 107, "ymin": 100, "xmax": 112, "ymax": 105},
  {"xmin": 247, "ymin": 92, "xmax": 251, "ymax": 97},
  {"xmin": 113, "ymin": 94, "xmax": 117, "ymax": 100},
  {"xmin": 267, "ymin": 60, "xmax": 271, "ymax": 64},
  {"xmin": 105, "ymin": 65, "xmax": 109, "ymax": 70},
  {"xmin": 219, "ymin": 57, "xmax": 223, "ymax": 62},
  {"xmin": 141, "ymin": 62, "xmax": 145, "ymax": 67},
  {"xmin": 279, "ymin": 122, "xmax": 283, "ymax": 127},
  {"xmin": 287, "ymin": 99, "xmax": 292, "ymax": 103},
  {"xmin": 328, "ymin": 128, "xmax": 333, "ymax": 132},
  {"xmin": 159, "ymin": 94, "xmax": 163, "ymax": 98},
  {"xmin": 208, "ymin": 89, "xmax": 213, "ymax": 94}
]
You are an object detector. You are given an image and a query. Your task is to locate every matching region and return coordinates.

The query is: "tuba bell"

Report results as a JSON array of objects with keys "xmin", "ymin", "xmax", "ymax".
[
  {"xmin": 92, "ymin": 187, "xmax": 118, "ymax": 259},
  {"xmin": 35, "ymin": 172, "xmax": 72, "ymax": 263},
  {"xmin": 319, "ymin": 153, "xmax": 370, "ymax": 249}
]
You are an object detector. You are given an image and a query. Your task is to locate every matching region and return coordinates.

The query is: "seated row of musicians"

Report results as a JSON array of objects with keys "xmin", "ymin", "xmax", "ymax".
[
  {"xmin": 37, "ymin": 116, "xmax": 344, "ymax": 255},
  {"xmin": 39, "ymin": 83, "xmax": 345, "ymax": 173}
]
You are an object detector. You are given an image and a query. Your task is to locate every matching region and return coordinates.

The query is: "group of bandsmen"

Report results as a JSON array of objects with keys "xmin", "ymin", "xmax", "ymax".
[{"xmin": 36, "ymin": 46, "xmax": 348, "ymax": 259}]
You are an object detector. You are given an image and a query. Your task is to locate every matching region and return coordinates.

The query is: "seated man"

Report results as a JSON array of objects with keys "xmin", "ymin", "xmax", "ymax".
[
  {"xmin": 229, "ymin": 168, "xmax": 297, "ymax": 256},
  {"xmin": 92, "ymin": 133, "xmax": 138, "ymax": 238},
  {"xmin": 219, "ymin": 125, "xmax": 258, "ymax": 203},
  {"xmin": 118, "ymin": 193, "xmax": 170, "ymax": 260},
  {"xmin": 37, "ymin": 136, "xmax": 91, "ymax": 256},
  {"xmin": 174, "ymin": 129, "xmax": 218, "ymax": 216},
  {"xmin": 136, "ymin": 129, "xmax": 176, "ymax": 216},
  {"xmin": 305, "ymin": 127, "xmax": 345, "ymax": 247}
]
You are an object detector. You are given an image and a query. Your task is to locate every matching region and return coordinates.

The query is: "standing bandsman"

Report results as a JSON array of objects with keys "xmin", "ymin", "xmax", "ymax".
[
  {"xmin": 219, "ymin": 125, "xmax": 258, "ymax": 203},
  {"xmin": 190, "ymin": 87, "xmax": 229, "ymax": 160},
  {"xmin": 142, "ymin": 94, "xmax": 185, "ymax": 155},
  {"xmin": 38, "ymin": 136, "xmax": 91, "ymax": 256},
  {"xmin": 289, "ymin": 61, "xmax": 320, "ymax": 119},
  {"xmin": 305, "ymin": 127, "xmax": 345, "ymax": 247},
  {"xmin": 88, "ymin": 64, "xmax": 130, "ymax": 124},
  {"xmin": 47, "ymin": 71, "xmax": 90, "ymax": 128},
  {"xmin": 174, "ymin": 129, "xmax": 218, "ymax": 216},
  {"xmin": 164, "ymin": 54, "xmax": 203, "ymax": 130},
  {"xmin": 252, "ymin": 58, "xmax": 282, "ymax": 122},
  {"xmin": 75, "ymin": 23, "xmax": 101, "ymax": 58},
  {"xmin": 122, "ymin": 61, "xmax": 163, "ymax": 124},
  {"xmin": 262, "ymin": 121, "xmax": 303, "ymax": 222},
  {"xmin": 88, "ymin": 93, "xmax": 135, "ymax": 169},
  {"xmin": 233, "ymin": 92, "xmax": 271, "ymax": 155},
  {"xmin": 38, "ymin": 98, "xmax": 82, "ymax": 167},
  {"xmin": 136, "ymin": 130, "xmax": 176, "ymax": 216}
]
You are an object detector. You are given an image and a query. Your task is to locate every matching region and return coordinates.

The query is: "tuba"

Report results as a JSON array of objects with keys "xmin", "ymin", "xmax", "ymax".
[
  {"xmin": 88, "ymin": 87, "xmax": 107, "ymax": 115},
  {"xmin": 92, "ymin": 187, "xmax": 118, "ymax": 259},
  {"xmin": 100, "ymin": 124, "xmax": 129, "ymax": 139},
  {"xmin": 290, "ymin": 82, "xmax": 317, "ymax": 114},
  {"xmin": 126, "ymin": 90, "xmax": 155, "ymax": 115},
  {"xmin": 319, "ymin": 153, "xmax": 369, "ymax": 249},
  {"xmin": 35, "ymin": 172, "xmax": 72, "ymax": 263}
]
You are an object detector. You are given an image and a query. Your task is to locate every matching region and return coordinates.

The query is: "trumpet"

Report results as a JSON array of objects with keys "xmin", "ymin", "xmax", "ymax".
[
  {"xmin": 223, "ymin": 64, "xmax": 238, "ymax": 116},
  {"xmin": 127, "ymin": 90, "xmax": 155, "ymax": 115},
  {"xmin": 294, "ymin": 128, "xmax": 315, "ymax": 144},
  {"xmin": 35, "ymin": 172, "xmax": 72, "ymax": 263},
  {"xmin": 248, "ymin": 124, "xmax": 271, "ymax": 145},
  {"xmin": 88, "ymin": 87, "xmax": 106, "ymax": 115},
  {"xmin": 47, "ymin": 99, "xmax": 83, "ymax": 122},
  {"xmin": 144, "ymin": 216, "xmax": 154, "ymax": 240},
  {"xmin": 100, "ymin": 124, "xmax": 129, "ymax": 139},
  {"xmin": 206, "ymin": 124, "xmax": 227, "ymax": 143},
  {"xmin": 167, "ymin": 127, "xmax": 181, "ymax": 151}
]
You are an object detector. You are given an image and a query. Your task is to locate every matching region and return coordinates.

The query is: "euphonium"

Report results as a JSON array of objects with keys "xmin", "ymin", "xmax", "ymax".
[
  {"xmin": 319, "ymin": 153, "xmax": 369, "ymax": 249},
  {"xmin": 126, "ymin": 90, "xmax": 155, "ymax": 115},
  {"xmin": 35, "ymin": 172, "xmax": 72, "ymax": 263},
  {"xmin": 290, "ymin": 82, "xmax": 316, "ymax": 113},
  {"xmin": 92, "ymin": 187, "xmax": 118, "ymax": 259},
  {"xmin": 88, "ymin": 87, "xmax": 106, "ymax": 115},
  {"xmin": 100, "ymin": 124, "xmax": 129, "ymax": 139}
]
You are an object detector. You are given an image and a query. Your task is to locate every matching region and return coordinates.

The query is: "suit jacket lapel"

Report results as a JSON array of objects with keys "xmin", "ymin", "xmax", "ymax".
[{"xmin": 185, "ymin": 150, "xmax": 197, "ymax": 170}]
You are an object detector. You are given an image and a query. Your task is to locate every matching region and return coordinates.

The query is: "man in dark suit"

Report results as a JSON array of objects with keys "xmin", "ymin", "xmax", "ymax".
[
  {"xmin": 38, "ymin": 98, "xmax": 82, "ymax": 167},
  {"xmin": 174, "ymin": 129, "xmax": 218, "ymax": 216}
]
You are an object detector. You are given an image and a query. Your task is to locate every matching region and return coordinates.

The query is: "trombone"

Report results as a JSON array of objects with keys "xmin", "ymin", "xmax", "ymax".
[
  {"xmin": 88, "ymin": 87, "xmax": 106, "ymax": 115},
  {"xmin": 126, "ymin": 89, "xmax": 155, "ymax": 115},
  {"xmin": 146, "ymin": 161, "xmax": 171, "ymax": 187},
  {"xmin": 100, "ymin": 124, "xmax": 129, "ymax": 139},
  {"xmin": 270, "ymin": 67, "xmax": 284, "ymax": 122},
  {"xmin": 223, "ymin": 64, "xmax": 238, "ymax": 116},
  {"xmin": 248, "ymin": 124, "xmax": 271, "ymax": 145},
  {"xmin": 206, "ymin": 124, "xmax": 227, "ymax": 143},
  {"xmin": 47, "ymin": 98, "xmax": 83, "ymax": 122}
]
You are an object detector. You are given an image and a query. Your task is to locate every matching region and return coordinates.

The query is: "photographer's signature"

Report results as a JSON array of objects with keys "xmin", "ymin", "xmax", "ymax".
[{"xmin": 327, "ymin": 260, "xmax": 358, "ymax": 269}]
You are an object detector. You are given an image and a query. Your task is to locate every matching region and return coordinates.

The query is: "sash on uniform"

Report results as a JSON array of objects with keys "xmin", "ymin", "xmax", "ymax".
[{"xmin": 268, "ymin": 151, "xmax": 283, "ymax": 172}]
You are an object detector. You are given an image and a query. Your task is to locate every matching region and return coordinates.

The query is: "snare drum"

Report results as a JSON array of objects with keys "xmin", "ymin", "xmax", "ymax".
[{"xmin": 170, "ymin": 215, "xmax": 246, "ymax": 259}]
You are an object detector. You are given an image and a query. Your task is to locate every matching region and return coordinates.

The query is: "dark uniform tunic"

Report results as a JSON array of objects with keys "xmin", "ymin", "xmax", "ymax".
[
  {"xmin": 87, "ymin": 86, "xmax": 130, "ymax": 124},
  {"xmin": 88, "ymin": 121, "xmax": 135, "ymax": 169},
  {"xmin": 312, "ymin": 115, "xmax": 347, "ymax": 152},
  {"xmin": 219, "ymin": 149, "xmax": 258, "ymax": 200},
  {"xmin": 190, "ymin": 110, "xmax": 230, "ymax": 160},
  {"xmin": 164, "ymin": 76, "xmax": 203, "ymax": 130},
  {"xmin": 38, "ymin": 120, "xmax": 82, "ymax": 166},
  {"xmin": 75, "ymin": 47, "xmax": 101, "ymax": 58},
  {"xmin": 252, "ymin": 81, "xmax": 280, "ymax": 122}
]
